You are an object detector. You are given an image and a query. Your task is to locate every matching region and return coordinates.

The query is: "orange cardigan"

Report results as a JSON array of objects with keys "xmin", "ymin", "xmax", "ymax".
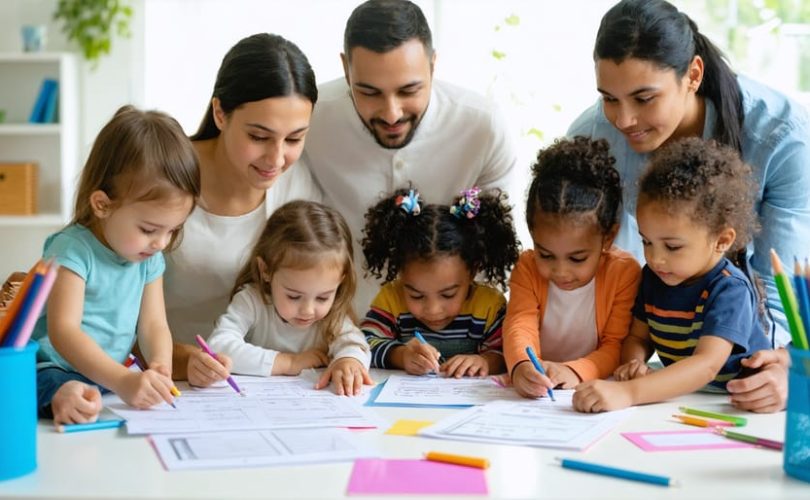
[{"xmin": 503, "ymin": 247, "xmax": 641, "ymax": 381}]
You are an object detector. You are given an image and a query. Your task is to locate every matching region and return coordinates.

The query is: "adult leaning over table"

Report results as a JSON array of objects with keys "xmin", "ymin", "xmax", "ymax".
[
  {"xmin": 163, "ymin": 33, "xmax": 321, "ymax": 386},
  {"xmin": 568, "ymin": 0, "xmax": 810, "ymax": 412}
]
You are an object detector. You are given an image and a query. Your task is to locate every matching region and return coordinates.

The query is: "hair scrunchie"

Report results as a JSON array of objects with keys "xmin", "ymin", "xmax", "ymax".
[
  {"xmin": 396, "ymin": 189, "xmax": 421, "ymax": 216},
  {"xmin": 450, "ymin": 186, "xmax": 481, "ymax": 219}
]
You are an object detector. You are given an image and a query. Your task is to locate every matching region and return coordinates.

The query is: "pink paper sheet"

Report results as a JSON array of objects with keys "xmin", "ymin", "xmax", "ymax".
[
  {"xmin": 622, "ymin": 429, "xmax": 755, "ymax": 452},
  {"xmin": 347, "ymin": 459, "xmax": 488, "ymax": 495}
]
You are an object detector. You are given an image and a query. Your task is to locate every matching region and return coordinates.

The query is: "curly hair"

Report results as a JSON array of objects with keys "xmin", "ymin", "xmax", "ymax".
[
  {"xmin": 362, "ymin": 186, "xmax": 520, "ymax": 291},
  {"xmin": 526, "ymin": 136, "xmax": 622, "ymax": 234},
  {"xmin": 638, "ymin": 137, "xmax": 758, "ymax": 253}
]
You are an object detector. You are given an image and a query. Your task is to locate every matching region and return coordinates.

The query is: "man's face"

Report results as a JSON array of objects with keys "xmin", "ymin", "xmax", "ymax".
[{"xmin": 342, "ymin": 38, "xmax": 434, "ymax": 149}]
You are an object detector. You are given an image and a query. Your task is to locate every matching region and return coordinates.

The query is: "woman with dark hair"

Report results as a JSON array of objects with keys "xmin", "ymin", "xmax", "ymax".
[
  {"xmin": 569, "ymin": 0, "xmax": 809, "ymax": 412},
  {"xmin": 164, "ymin": 33, "xmax": 322, "ymax": 386}
]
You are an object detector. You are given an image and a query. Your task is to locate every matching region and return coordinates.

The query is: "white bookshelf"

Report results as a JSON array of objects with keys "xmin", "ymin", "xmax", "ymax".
[{"xmin": 0, "ymin": 52, "xmax": 79, "ymax": 227}]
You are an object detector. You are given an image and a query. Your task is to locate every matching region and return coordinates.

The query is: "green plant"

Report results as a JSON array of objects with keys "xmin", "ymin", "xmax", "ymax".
[{"xmin": 53, "ymin": 0, "xmax": 133, "ymax": 66}]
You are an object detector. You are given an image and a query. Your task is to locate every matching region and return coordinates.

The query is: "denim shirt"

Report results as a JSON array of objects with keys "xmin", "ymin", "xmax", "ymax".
[{"xmin": 568, "ymin": 75, "xmax": 810, "ymax": 347}]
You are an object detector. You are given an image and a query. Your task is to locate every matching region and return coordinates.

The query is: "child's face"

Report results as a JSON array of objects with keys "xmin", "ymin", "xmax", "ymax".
[
  {"xmin": 530, "ymin": 212, "xmax": 612, "ymax": 291},
  {"xmin": 268, "ymin": 262, "xmax": 343, "ymax": 330},
  {"xmin": 400, "ymin": 255, "xmax": 473, "ymax": 332},
  {"xmin": 213, "ymin": 95, "xmax": 313, "ymax": 191},
  {"xmin": 91, "ymin": 191, "xmax": 194, "ymax": 262},
  {"xmin": 637, "ymin": 200, "xmax": 731, "ymax": 286}
]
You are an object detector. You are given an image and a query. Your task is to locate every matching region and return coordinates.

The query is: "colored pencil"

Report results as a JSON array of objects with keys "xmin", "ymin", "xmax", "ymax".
[
  {"xmin": 57, "ymin": 419, "xmax": 125, "ymax": 433},
  {"xmin": 672, "ymin": 414, "xmax": 733, "ymax": 428},
  {"xmin": 13, "ymin": 261, "xmax": 59, "ymax": 347},
  {"xmin": 413, "ymin": 330, "xmax": 443, "ymax": 369},
  {"xmin": 425, "ymin": 451, "xmax": 490, "ymax": 469},
  {"xmin": 770, "ymin": 249, "xmax": 809, "ymax": 349},
  {"xmin": 124, "ymin": 353, "xmax": 177, "ymax": 408},
  {"xmin": 714, "ymin": 428, "xmax": 783, "ymax": 451},
  {"xmin": 525, "ymin": 346, "xmax": 555, "ymax": 402},
  {"xmin": 555, "ymin": 457, "xmax": 678, "ymax": 487},
  {"xmin": 195, "ymin": 334, "xmax": 245, "ymax": 396},
  {"xmin": 0, "ymin": 260, "xmax": 42, "ymax": 343},
  {"xmin": 678, "ymin": 407, "xmax": 747, "ymax": 426},
  {"xmin": 794, "ymin": 258, "xmax": 810, "ymax": 343}
]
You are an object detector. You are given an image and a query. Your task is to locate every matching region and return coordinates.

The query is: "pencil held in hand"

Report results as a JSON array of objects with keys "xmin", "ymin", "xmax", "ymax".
[{"xmin": 194, "ymin": 334, "xmax": 245, "ymax": 396}]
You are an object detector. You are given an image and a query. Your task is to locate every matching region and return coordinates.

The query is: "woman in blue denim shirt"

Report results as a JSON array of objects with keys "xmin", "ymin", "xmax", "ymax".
[{"xmin": 568, "ymin": 0, "xmax": 809, "ymax": 412}]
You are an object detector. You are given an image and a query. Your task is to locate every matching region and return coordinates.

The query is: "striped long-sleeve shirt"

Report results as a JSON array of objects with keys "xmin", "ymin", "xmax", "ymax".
[{"xmin": 361, "ymin": 281, "xmax": 506, "ymax": 369}]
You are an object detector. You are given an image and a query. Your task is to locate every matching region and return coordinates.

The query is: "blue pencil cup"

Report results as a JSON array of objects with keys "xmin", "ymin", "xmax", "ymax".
[
  {"xmin": 784, "ymin": 346, "xmax": 810, "ymax": 483},
  {"xmin": 0, "ymin": 342, "xmax": 38, "ymax": 481}
]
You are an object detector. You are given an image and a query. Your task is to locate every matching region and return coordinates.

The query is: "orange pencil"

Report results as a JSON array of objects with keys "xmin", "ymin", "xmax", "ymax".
[
  {"xmin": 672, "ymin": 414, "xmax": 733, "ymax": 428},
  {"xmin": 425, "ymin": 451, "xmax": 490, "ymax": 469},
  {"xmin": 0, "ymin": 260, "xmax": 44, "ymax": 343}
]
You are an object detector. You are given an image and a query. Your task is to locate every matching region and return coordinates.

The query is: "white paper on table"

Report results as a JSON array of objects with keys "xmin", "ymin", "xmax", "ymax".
[
  {"xmin": 374, "ymin": 374, "xmax": 524, "ymax": 406},
  {"xmin": 109, "ymin": 375, "xmax": 386, "ymax": 434},
  {"xmin": 150, "ymin": 427, "xmax": 378, "ymax": 471},
  {"xmin": 419, "ymin": 390, "xmax": 633, "ymax": 451}
]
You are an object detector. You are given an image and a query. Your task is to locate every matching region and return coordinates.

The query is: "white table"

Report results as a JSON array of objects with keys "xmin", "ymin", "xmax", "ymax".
[{"xmin": 0, "ymin": 372, "xmax": 807, "ymax": 499}]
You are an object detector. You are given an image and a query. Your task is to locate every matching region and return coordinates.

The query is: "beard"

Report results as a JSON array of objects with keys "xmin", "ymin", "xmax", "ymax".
[{"xmin": 361, "ymin": 111, "xmax": 426, "ymax": 149}]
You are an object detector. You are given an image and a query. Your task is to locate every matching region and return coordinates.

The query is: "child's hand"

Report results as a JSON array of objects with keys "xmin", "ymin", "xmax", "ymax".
[
  {"xmin": 441, "ymin": 354, "xmax": 489, "ymax": 378},
  {"xmin": 401, "ymin": 339, "xmax": 441, "ymax": 375},
  {"xmin": 50, "ymin": 381, "xmax": 102, "ymax": 425},
  {"xmin": 187, "ymin": 350, "xmax": 233, "ymax": 388},
  {"xmin": 290, "ymin": 349, "xmax": 329, "ymax": 374},
  {"xmin": 572, "ymin": 379, "xmax": 633, "ymax": 413},
  {"xmin": 117, "ymin": 369, "xmax": 175, "ymax": 409},
  {"xmin": 544, "ymin": 361, "xmax": 580, "ymax": 389},
  {"xmin": 511, "ymin": 361, "xmax": 554, "ymax": 399},
  {"xmin": 315, "ymin": 357, "xmax": 373, "ymax": 396},
  {"xmin": 613, "ymin": 359, "xmax": 651, "ymax": 381}
]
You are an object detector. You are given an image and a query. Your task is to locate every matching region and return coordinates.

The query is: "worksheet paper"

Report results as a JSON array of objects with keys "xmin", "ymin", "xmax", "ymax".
[
  {"xmin": 109, "ymin": 375, "xmax": 386, "ymax": 434},
  {"xmin": 372, "ymin": 374, "xmax": 523, "ymax": 406},
  {"xmin": 419, "ymin": 391, "xmax": 633, "ymax": 450},
  {"xmin": 150, "ymin": 428, "xmax": 377, "ymax": 471}
]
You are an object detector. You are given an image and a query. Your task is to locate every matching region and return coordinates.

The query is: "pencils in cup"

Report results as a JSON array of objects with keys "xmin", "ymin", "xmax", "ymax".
[
  {"xmin": 556, "ymin": 457, "xmax": 679, "ymax": 487},
  {"xmin": 525, "ymin": 346, "xmax": 555, "ymax": 402}
]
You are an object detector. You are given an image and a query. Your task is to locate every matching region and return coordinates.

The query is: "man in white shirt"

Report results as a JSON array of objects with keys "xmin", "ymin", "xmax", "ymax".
[{"xmin": 301, "ymin": 0, "xmax": 518, "ymax": 315}]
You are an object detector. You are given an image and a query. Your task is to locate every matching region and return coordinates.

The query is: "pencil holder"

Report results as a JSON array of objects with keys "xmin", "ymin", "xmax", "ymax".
[
  {"xmin": 784, "ymin": 346, "xmax": 810, "ymax": 484},
  {"xmin": 0, "ymin": 342, "xmax": 38, "ymax": 481}
]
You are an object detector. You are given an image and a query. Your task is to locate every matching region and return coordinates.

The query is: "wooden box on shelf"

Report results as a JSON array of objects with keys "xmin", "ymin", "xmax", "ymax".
[{"xmin": 0, "ymin": 162, "xmax": 38, "ymax": 215}]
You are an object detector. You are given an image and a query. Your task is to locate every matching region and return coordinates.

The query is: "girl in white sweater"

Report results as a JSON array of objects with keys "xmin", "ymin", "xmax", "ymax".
[{"xmin": 207, "ymin": 201, "xmax": 371, "ymax": 396}]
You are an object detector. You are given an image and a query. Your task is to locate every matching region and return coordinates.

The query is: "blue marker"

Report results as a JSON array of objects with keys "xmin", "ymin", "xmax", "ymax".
[
  {"xmin": 556, "ymin": 458, "xmax": 678, "ymax": 487},
  {"xmin": 57, "ymin": 419, "xmax": 125, "ymax": 434},
  {"xmin": 525, "ymin": 346, "xmax": 555, "ymax": 402},
  {"xmin": 413, "ymin": 331, "xmax": 442, "ymax": 373}
]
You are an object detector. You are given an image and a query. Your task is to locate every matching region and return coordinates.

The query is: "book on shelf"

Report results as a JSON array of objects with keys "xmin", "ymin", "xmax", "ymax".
[{"xmin": 28, "ymin": 78, "xmax": 59, "ymax": 124}]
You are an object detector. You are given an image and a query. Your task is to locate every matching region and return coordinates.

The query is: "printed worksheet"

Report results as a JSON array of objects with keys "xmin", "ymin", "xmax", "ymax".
[
  {"xmin": 150, "ymin": 428, "xmax": 377, "ymax": 471},
  {"xmin": 373, "ymin": 374, "xmax": 523, "ymax": 406},
  {"xmin": 420, "ymin": 391, "xmax": 633, "ymax": 450},
  {"xmin": 109, "ymin": 375, "xmax": 386, "ymax": 434}
]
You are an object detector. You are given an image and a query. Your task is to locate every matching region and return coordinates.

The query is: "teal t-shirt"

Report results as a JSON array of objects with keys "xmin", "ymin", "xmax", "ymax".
[{"xmin": 32, "ymin": 224, "xmax": 165, "ymax": 371}]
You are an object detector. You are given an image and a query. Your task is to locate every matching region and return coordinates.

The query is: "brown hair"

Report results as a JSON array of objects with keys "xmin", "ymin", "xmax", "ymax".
[
  {"xmin": 231, "ymin": 200, "xmax": 357, "ymax": 345},
  {"xmin": 72, "ymin": 105, "xmax": 200, "ymax": 251}
]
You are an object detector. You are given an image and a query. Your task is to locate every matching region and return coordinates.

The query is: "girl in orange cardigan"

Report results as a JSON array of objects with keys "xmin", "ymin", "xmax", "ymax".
[{"xmin": 504, "ymin": 137, "xmax": 641, "ymax": 399}]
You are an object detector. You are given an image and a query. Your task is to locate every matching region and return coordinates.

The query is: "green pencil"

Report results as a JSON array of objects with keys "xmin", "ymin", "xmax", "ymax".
[
  {"xmin": 770, "ymin": 250, "xmax": 809, "ymax": 350},
  {"xmin": 678, "ymin": 407, "xmax": 747, "ymax": 426}
]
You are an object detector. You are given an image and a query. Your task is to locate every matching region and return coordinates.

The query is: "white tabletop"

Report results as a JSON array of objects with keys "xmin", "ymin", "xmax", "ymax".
[{"xmin": 0, "ymin": 371, "xmax": 807, "ymax": 499}]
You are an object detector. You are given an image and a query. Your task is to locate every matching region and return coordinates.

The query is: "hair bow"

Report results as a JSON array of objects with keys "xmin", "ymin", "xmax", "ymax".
[
  {"xmin": 396, "ymin": 189, "xmax": 421, "ymax": 216},
  {"xmin": 450, "ymin": 187, "xmax": 481, "ymax": 219}
]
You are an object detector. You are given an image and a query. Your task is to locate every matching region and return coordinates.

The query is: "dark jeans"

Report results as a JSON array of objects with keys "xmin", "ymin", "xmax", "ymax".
[{"xmin": 36, "ymin": 367, "xmax": 109, "ymax": 418}]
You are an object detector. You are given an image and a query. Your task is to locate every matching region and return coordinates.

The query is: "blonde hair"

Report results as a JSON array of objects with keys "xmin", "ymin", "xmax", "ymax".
[
  {"xmin": 72, "ymin": 105, "xmax": 200, "ymax": 251},
  {"xmin": 232, "ymin": 200, "xmax": 357, "ymax": 345}
]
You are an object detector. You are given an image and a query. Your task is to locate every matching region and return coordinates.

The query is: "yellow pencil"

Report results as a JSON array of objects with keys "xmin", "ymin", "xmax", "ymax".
[{"xmin": 425, "ymin": 451, "xmax": 490, "ymax": 469}]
